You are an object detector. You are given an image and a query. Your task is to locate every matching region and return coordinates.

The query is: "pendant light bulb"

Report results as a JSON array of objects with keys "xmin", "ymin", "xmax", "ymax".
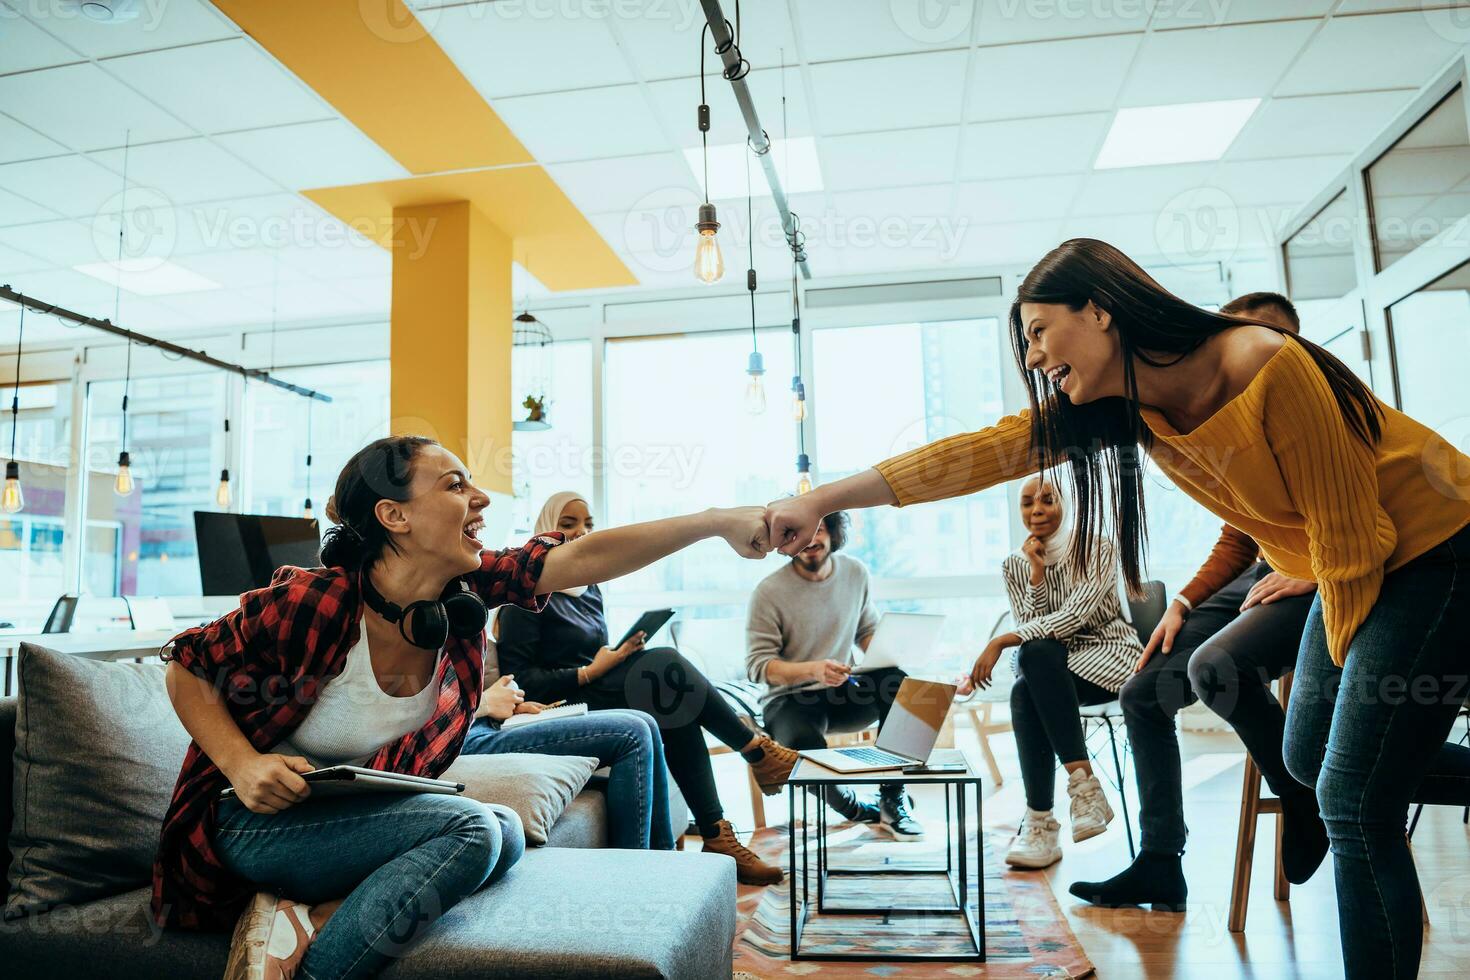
[
  {"xmin": 2, "ymin": 460, "xmax": 21, "ymax": 514},
  {"xmin": 744, "ymin": 351, "xmax": 767, "ymax": 415},
  {"xmin": 792, "ymin": 379, "xmax": 807, "ymax": 422},
  {"xmin": 796, "ymin": 453, "xmax": 813, "ymax": 496},
  {"xmin": 216, "ymin": 469, "xmax": 231, "ymax": 508},
  {"xmin": 114, "ymin": 450, "xmax": 133, "ymax": 497},
  {"xmin": 694, "ymin": 202, "xmax": 724, "ymax": 285},
  {"xmin": 303, "ymin": 498, "xmax": 314, "ymax": 521}
]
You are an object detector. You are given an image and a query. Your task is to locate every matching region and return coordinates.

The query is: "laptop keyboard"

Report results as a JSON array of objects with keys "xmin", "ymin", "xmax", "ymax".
[{"xmin": 834, "ymin": 747, "xmax": 910, "ymax": 766}]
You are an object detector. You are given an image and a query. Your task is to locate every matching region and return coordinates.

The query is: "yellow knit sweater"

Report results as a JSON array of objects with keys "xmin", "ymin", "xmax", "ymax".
[{"xmin": 875, "ymin": 337, "xmax": 1470, "ymax": 666}]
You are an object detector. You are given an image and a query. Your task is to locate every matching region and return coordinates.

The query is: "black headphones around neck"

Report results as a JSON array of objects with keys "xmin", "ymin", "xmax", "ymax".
[{"xmin": 360, "ymin": 573, "xmax": 488, "ymax": 650}]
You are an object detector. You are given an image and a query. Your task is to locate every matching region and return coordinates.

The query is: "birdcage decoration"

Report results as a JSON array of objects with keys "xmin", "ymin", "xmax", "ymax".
[{"xmin": 512, "ymin": 311, "xmax": 553, "ymax": 432}]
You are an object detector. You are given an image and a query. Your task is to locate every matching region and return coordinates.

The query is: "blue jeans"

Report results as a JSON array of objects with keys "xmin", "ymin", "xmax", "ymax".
[
  {"xmin": 460, "ymin": 708, "xmax": 674, "ymax": 850},
  {"xmin": 1284, "ymin": 523, "xmax": 1470, "ymax": 980},
  {"xmin": 215, "ymin": 792, "xmax": 523, "ymax": 980}
]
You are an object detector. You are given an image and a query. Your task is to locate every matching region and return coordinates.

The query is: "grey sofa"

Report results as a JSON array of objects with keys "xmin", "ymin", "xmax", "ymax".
[{"xmin": 0, "ymin": 695, "xmax": 735, "ymax": 978}]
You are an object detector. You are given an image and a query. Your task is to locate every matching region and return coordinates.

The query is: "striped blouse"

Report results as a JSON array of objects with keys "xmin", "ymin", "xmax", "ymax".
[{"xmin": 1001, "ymin": 538, "xmax": 1142, "ymax": 693}]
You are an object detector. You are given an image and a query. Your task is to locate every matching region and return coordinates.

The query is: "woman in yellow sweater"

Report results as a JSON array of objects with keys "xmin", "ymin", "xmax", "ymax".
[{"xmin": 764, "ymin": 239, "xmax": 1470, "ymax": 980}]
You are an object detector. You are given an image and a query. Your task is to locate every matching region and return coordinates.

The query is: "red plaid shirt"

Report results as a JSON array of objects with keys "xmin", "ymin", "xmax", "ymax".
[{"xmin": 150, "ymin": 535, "xmax": 561, "ymax": 930}]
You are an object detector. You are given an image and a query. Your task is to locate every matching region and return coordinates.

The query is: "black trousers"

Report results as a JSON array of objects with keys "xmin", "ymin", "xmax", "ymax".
[
  {"xmin": 1010, "ymin": 640, "xmax": 1117, "ymax": 813},
  {"xmin": 584, "ymin": 646, "xmax": 753, "ymax": 832},
  {"xmin": 764, "ymin": 666, "xmax": 908, "ymax": 807},
  {"xmin": 1119, "ymin": 562, "xmax": 1313, "ymax": 854}
]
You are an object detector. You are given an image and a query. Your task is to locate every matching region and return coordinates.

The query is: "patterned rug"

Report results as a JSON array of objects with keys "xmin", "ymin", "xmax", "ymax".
[{"xmin": 731, "ymin": 821, "xmax": 1094, "ymax": 978}]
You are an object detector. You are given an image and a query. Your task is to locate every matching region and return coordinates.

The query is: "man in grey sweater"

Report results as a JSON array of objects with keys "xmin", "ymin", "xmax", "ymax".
[{"xmin": 745, "ymin": 511, "xmax": 922, "ymax": 839}]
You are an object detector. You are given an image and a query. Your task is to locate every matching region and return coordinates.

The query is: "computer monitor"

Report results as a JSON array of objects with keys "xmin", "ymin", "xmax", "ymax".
[{"xmin": 194, "ymin": 512, "xmax": 323, "ymax": 595}]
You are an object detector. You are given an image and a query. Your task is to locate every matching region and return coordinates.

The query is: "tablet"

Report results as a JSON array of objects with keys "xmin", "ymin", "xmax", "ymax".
[
  {"xmin": 220, "ymin": 765, "xmax": 465, "ymax": 801},
  {"xmin": 616, "ymin": 608, "xmax": 675, "ymax": 649}
]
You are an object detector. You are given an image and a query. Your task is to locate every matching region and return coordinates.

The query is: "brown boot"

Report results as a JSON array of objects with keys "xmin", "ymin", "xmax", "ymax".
[
  {"xmin": 746, "ymin": 734, "xmax": 799, "ymax": 796},
  {"xmin": 700, "ymin": 820, "xmax": 784, "ymax": 885}
]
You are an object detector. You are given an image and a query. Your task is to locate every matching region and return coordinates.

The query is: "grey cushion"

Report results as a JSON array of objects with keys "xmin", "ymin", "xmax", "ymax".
[
  {"xmin": 443, "ymin": 753, "xmax": 598, "ymax": 846},
  {"xmin": 544, "ymin": 788, "xmax": 608, "ymax": 849},
  {"xmin": 0, "ymin": 849, "xmax": 737, "ymax": 980},
  {"xmin": 7, "ymin": 644, "xmax": 190, "ymax": 917}
]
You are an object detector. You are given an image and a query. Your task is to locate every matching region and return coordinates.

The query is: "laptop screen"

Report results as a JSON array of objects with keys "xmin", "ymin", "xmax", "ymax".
[{"xmin": 875, "ymin": 678, "xmax": 956, "ymax": 760}]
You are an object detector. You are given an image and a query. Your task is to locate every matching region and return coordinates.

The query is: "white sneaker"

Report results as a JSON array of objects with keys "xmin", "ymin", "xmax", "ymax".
[
  {"xmin": 1067, "ymin": 768, "xmax": 1115, "ymax": 843},
  {"xmin": 1005, "ymin": 808, "xmax": 1062, "ymax": 869}
]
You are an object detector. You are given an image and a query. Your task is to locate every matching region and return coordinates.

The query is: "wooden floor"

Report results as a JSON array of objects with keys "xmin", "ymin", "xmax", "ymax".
[{"xmin": 708, "ymin": 720, "xmax": 1470, "ymax": 978}]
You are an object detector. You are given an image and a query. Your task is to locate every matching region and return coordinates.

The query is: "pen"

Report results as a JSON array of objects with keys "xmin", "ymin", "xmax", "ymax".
[{"xmin": 544, "ymin": 700, "xmax": 567, "ymax": 709}]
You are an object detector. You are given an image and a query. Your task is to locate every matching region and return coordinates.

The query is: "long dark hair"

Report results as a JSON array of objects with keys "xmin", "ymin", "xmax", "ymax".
[
  {"xmin": 1008, "ymin": 239, "xmax": 1383, "ymax": 592},
  {"xmin": 319, "ymin": 435, "xmax": 439, "ymax": 570}
]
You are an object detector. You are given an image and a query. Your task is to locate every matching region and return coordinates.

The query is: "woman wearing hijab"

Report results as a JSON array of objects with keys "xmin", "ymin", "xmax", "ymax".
[
  {"xmin": 963, "ymin": 473, "xmax": 1143, "ymax": 872},
  {"xmin": 457, "ymin": 495, "xmax": 673, "ymax": 853},
  {"xmin": 495, "ymin": 491, "xmax": 797, "ymax": 886}
]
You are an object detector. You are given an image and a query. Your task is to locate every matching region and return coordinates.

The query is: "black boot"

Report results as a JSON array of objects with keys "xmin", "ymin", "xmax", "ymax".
[
  {"xmin": 878, "ymin": 784, "xmax": 924, "ymax": 840},
  {"xmin": 824, "ymin": 786, "xmax": 880, "ymax": 824},
  {"xmin": 1068, "ymin": 850, "xmax": 1188, "ymax": 912},
  {"xmin": 1279, "ymin": 789, "xmax": 1329, "ymax": 885}
]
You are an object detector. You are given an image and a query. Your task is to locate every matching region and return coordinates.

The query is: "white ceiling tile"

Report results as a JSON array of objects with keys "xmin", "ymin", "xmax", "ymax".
[
  {"xmin": 1071, "ymin": 163, "xmax": 1215, "ymax": 215},
  {"xmin": 1120, "ymin": 20, "xmax": 1318, "ymax": 106},
  {"xmin": 1276, "ymin": 12, "xmax": 1464, "ymax": 97},
  {"xmin": 167, "ymin": 194, "xmax": 341, "ymax": 256},
  {"xmin": 0, "ymin": 153, "xmax": 124, "ymax": 219},
  {"xmin": 644, "ymin": 67, "xmax": 813, "ymax": 150},
  {"xmin": 215, "ymin": 120, "xmax": 408, "ymax": 191},
  {"xmin": 0, "ymin": 186, "xmax": 63, "ymax": 226},
  {"xmin": 91, "ymin": 138, "xmax": 281, "ymax": 204},
  {"xmin": 0, "ymin": 238, "xmax": 53, "ymax": 276},
  {"xmin": 427, "ymin": 3, "xmax": 627, "ymax": 97},
  {"xmin": 795, "ymin": 0, "xmax": 974, "ymax": 61},
  {"xmin": 271, "ymin": 240, "xmax": 390, "ymax": 282},
  {"xmin": 969, "ymin": 34, "xmax": 1140, "ymax": 121},
  {"xmin": 820, "ymin": 127, "xmax": 958, "ymax": 191},
  {"xmin": 494, "ymin": 86, "xmax": 668, "ymax": 161},
  {"xmin": 5, "ymin": 266, "xmax": 123, "ymax": 315},
  {"xmin": 14, "ymin": 0, "xmax": 236, "ymax": 60},
  {"xmin": 954, "ymin": 174, "xmax": 1084, "ymax": 223},
  {"xmin": 826, "ymin": 185, "xmax": 958, "ymax": 246},
  {"xmin": 613, "ymin": 0, "xmax": 796, "ymax": 82},
  {"xmin": 809, "ymin": 51, "xmax": 968, "ymax": 133},
  {"xmin": 104, "ymin": 38, "xmax": 331, "ymax": 134},
  {"xmin": 1214, "ymin": 155, "xmax": 1351, "ymax": 207},
  {"xmin": 1228, "ymin": 90, "xmax": 1415, "ymax": 160},
  {"xmin": 943, "ymin": 218, "xmax": 1064, "ymax": 268},
  {"xmin": 549, "ymin": 152, "xmax": 699, "ymax": 216},
  {"xmin": 974, "ymin": 0, "xmax": 1155, "ymax": 44},
  {"xmin": 0, "ymin": 6, "xmax": 80, "ymax": 73},
  {"xmin": 960, "ymin": 113, "xmax": 1112, "ymax": 179},
  {"xmin": 590, "ymin": 204, "xmax": 697, "ymax": 258},
  {"xmin": 1336, "ymin": 0, "xmax": 1452, "ymax": 13},
  {"xmin": 1149, "ymin": 0, "xmax": 1332, "ymax": 27},
  {"xmin": 0, "ymin": 219, "xmax": 96, "ymax": 266},
  {"xmin": 0, "ymin": 113, "xmax": 67, "ymax": 163},
  {"xmin": 320, "ymin": 276, "xmax": 390, "ymax": 315},
  {"xmin": 0, "ymin": 62, "xmax": 193, "ymax": 150},
  {"xmin": 169, "ymin": 249, "xmax": 316, "ymax": 289}
]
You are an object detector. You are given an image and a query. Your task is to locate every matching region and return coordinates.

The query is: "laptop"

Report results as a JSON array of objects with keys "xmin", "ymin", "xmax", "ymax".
[
  {"xmin": 799, "ymin": 678, "xmax": 957, "ymax": 773},
  {"xmin": 852, "ymin": 612, "xmax": 946, "ymax": 673}
]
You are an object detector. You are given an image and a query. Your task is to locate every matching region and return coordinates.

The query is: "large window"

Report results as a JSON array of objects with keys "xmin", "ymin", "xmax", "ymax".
[
  {"xmin": 603, "ymin": 328, "xmax": 798, "ymax": 596},
  {"xmin": 813, "ymin": 319, "xmax": 1010, "ymax": 580},
  {"xmin": 1387, "ymin": 259, "xmax": 1470, "ymax": 437},
  {"xmin": 510, "ymin": 340, "xmax": 593, "ymax": 537},
  {"xmin": 1368, "ymin": 86, "xmax": 1470, "ymax": 273},
  {"xmin": 1285, "ymin": 190, "xmax": 1359, "ymax": 303},
  {"xmin": 0, "ymin": 381, "xmax": 75, "ymax": 629},
  {"xmin": 243, "ymin": 361, "xmax": 391, "ymax": 521},
  {"xmin": 84, "ymin": 373, "xmax": 225, "ymax": 597}
]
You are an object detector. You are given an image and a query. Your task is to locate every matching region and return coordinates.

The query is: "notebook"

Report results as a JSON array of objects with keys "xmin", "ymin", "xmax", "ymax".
[{"xmin": 501, "ymin": 702, "xmax": 590, "ymax": 729}]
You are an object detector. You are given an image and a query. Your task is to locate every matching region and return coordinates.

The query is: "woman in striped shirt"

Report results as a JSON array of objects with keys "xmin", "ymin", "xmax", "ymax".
[
  {"xmin": 765, "ymin": 239, "xmax": 1470, "ymax": 979},
  {"xmin": 965, "ymin": 474, "xmax": 1142, "ymax": 870}
]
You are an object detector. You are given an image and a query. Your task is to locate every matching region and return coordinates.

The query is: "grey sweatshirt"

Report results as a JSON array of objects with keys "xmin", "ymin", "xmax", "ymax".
[{"xmin": 745, "ymin": 554, "xmax": 879, "ymax": 707}]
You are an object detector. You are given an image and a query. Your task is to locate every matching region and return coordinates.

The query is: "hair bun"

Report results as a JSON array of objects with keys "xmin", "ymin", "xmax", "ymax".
[{"xmin": 324, "ymin": 494, "xmax": 342, "ymax": 525}]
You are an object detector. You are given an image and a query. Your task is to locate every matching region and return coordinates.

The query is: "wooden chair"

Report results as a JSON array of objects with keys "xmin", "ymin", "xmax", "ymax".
[{"xmin": 1227, "ymin": 671, "xmax": 1293, "ymax": 933}]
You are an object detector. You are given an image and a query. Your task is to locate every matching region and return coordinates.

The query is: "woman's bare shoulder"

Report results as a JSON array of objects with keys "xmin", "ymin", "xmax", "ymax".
[{"xmin": 1220, "ymin": 325, "xmax": 1287, "ymax": 386}]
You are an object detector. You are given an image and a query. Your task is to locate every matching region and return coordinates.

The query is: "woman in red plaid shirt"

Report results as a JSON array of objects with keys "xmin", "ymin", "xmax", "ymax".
[{"xmin": 154, "ymin": 435, "xmax": 790, "ymax": 980}]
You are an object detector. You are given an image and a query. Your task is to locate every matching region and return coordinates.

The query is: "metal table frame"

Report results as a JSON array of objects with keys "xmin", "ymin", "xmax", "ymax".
[{"xmin": 786, "ymin": 765, "xmax": 985, "ymax": 962}]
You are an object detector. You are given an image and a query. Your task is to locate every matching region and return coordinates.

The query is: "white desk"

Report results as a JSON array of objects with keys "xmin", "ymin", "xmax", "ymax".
[{"xmin": 0, "ymin": 630, "xmax": 179, "ymax": 696}]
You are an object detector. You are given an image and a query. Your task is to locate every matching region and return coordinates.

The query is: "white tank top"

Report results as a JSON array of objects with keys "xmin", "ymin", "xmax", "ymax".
[{"xmin": 271, "ymin": 631, "xmax": 443, "ymax": 768}]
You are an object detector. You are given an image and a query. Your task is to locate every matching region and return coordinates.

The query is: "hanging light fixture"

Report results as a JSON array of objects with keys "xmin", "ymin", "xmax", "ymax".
[
  {"xmin": 693, "ymin": 33, "xmax": 724, "ymax": 284},
  {"xmin": 511, "ymin": 310, "xmax": 553, "ymax": 432},
  {"xmin": 302, "ymin": 398, "xmax": 314, "ymax": 521},
  {"xmin": 3, "ymin": 303, "xmax": 24, "ymax": 514},
  {"xmin": 796, "ymin": 453, "xmax": 813, "ymax": 496},
  {"xmin": 112, "ymin": 131, "xmax": 135, "ymax": 498},
  {"xmin": 215, "ymin": 393, "xmax": 231, "ymax": 509},
  {"xmin": 741, "ymin": 135, "xmax": 765, "ymax": 415}
]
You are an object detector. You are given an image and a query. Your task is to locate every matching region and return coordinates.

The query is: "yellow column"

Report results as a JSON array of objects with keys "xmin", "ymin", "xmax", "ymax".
[{"xmin": 389, "ymin": 201, "xmax": 513, "ymax": 494}]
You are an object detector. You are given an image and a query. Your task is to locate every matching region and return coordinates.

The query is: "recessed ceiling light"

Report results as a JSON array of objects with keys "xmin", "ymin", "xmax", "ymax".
[
  {"xmin": 72, "ymin": 259, "xmax": 222, "ymax": 296},
  {"xmin": 1094, "ymin": 99, "xmax": 1261, "ymax": 169},
  {"xmin": 682, "ymin": 136, "xmax": 824, "ymax": 200}
]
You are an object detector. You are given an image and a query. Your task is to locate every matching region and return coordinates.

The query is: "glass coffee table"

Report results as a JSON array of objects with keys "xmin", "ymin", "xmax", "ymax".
[{"xmin": 785, "ymin": 751, "xmax": 986, "ymax": 962}]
